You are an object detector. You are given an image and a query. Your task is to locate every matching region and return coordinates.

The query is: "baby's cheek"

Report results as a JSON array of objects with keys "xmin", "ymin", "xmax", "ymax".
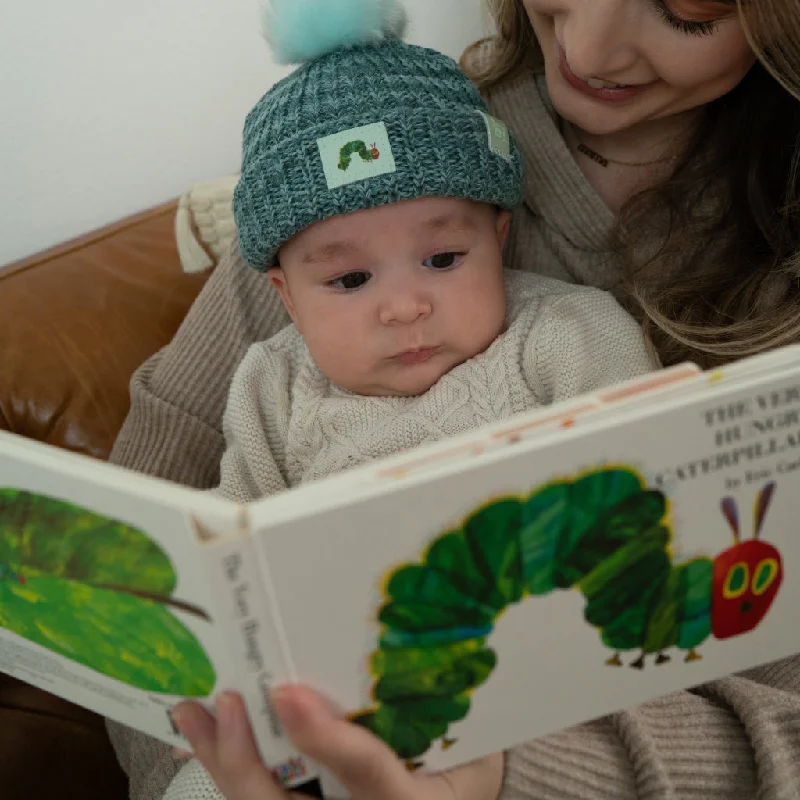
[
  {"xmin": 462, "ymin": 292, "xmax": 506, "ymax": 346},
  {"xmin": 306, "ymin": 321, "xmax": 367, "ymax": 372}
]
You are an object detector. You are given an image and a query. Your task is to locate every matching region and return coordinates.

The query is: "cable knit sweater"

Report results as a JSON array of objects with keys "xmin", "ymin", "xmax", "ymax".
[
  {"xmin": 216, "ymin": 270, "xmax": 654, "ymax": 503},
  {"xmin": 107, "ymin": 68, "xmax": 800, "ymax": 800}
]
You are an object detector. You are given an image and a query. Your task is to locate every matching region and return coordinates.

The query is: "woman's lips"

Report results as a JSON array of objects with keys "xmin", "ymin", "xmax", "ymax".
[
  {"xmin": 557, "ymin": 46, "xmax": 654, "ymax": 103},
  {"xmin": 393, "ymin": 347, "xmax": 440, "ymax": 366}
]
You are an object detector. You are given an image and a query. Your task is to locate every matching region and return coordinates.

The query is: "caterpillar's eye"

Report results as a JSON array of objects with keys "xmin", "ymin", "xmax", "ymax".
[
  {"xmin": 723, "ymin": 562, "xmax": 749, "ymax": 599},
  {"xmin": 752, "ymin": 558, "xmax": 779, "ymax": 596}
]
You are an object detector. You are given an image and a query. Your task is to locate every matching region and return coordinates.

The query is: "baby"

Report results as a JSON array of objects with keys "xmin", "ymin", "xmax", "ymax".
[
  {"xmin": 164, "ymin": 4, "xmax": 658, "ymax": 799},
  {"xmin": 214, "ymin": 7, "xmax": 658, "ymax": 504}
]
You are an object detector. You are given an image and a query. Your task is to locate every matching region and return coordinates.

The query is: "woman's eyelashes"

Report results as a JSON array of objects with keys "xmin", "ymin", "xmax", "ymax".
[
  {"xmin": 650, "ymin": 0, "xmax": 720, "ymax": 36},
  {"xmin": 423, "ymin": 252, "xmax": 466, "ymax": 270}
]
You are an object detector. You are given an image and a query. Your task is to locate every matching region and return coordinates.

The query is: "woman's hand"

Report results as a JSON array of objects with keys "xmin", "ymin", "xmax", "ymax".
[{"xmin": 172, "ymin": 687, "xmax": 503, "ymax": 800}]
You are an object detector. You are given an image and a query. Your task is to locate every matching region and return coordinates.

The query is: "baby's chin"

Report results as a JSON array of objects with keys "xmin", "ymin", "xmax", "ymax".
[{"xmin": 343, "ymin": 359, "xmax": 466, "ymax": 398}]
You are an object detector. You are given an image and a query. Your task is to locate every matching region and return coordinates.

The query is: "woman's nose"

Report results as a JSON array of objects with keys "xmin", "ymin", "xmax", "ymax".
[
  {"xmin": 559, "ymin": 0, "xmax": 638, "ymax": 80},
  {"xmin": 379, "ymin": 292, "xmax": 433, "ymax": 325}
]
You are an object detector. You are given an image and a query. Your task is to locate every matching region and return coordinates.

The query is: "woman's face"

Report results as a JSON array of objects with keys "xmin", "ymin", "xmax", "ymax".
[{"xmin": 522, "ymin": 0, "xmax": 757, "ymax": 135}]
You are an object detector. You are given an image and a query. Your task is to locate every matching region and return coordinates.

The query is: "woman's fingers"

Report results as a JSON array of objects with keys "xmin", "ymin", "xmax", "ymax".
[
  {"xmin": 428, "ymin": 754, "xmax": 504, "ymax": 800},
  {"xmin": 273, "ymin": 685, "xmax": 416, "ymax": 800},
  {"xmin": 173, "ymin": 688, "xmax": 503, "ymax": 800},
  {"xmin": 216, "ymin": 693, "xmax": 287, "ymax": 799},
  {"xmin": 173, "ymin": 695, "xmax": 288, "ymax": 800},
  {"xmin": 171, "ymin": 700, "xmax": 218, "ymax": 765}
]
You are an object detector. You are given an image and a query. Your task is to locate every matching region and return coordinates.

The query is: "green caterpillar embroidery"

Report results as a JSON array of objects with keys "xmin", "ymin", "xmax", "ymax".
[
  {"xmin": 338, "ymin": 140, "xmax": 380, "ymax": 171},
  {"xmin": 351, "ymin": 467, "xmax": 783, "ymax": 766}
]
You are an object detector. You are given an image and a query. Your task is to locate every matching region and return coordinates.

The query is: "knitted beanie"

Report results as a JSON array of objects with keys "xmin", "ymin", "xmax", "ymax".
[{"xmin": 233, "ymin": 0, "xmax": 525, "ymax": 271}]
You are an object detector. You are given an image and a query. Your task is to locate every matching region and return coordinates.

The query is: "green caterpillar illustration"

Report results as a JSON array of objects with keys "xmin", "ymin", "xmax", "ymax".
[
  {"xmin": 351, "ymin": 467, "xmax": 783, "ymax": 765},
  {"xmin": 0, "ymin": 489, "xmax": 216, "ymax": 696},
  {"xmin": 338, "ymin": 140, "xmax": 380, "ymax": 171}
]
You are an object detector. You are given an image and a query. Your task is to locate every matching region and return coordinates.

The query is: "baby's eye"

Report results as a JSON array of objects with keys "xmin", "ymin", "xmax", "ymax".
[
  {"xmin": 423, "ymin": 252, "xmax": 464, "ymax": 270},
  {"xmin": 329, "ymin": 271, "xmax": 371, "ymax": 291}
]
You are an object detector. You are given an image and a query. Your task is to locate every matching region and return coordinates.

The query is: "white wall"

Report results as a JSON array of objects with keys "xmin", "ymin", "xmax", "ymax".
[{"xmin": 0, "ymin": 0, "xmax": 490, "ymax": 266}]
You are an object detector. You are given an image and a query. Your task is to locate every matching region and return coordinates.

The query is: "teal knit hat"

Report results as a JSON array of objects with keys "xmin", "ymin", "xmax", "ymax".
[{"xmin": 233, "ymin": 0, "xmax": 525, "ymax": 271}]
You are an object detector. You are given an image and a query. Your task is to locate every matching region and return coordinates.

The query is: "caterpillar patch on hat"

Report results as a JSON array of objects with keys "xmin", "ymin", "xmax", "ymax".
[
  {"xmin": 318, "ymin": 122, "xmax": 397, "ymax": 190},
  {"xmin": 478, "ymin": 111, "xmax": 512, "ymax": 160}
]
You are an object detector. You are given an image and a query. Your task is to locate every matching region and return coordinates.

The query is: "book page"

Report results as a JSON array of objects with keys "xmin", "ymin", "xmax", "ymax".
[
  {"xmin": 0, "ymin": 432, "xmax": 242, "ymax": 752},
  {"xmin": 250, "ymin": 359, "xmax": 800, "ymax": 775}
]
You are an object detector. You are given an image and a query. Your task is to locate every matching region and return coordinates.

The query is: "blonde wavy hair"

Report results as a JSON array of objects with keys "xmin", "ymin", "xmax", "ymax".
[{"xmin": 463, "ymin": 0, "xmax": 800, "ymax": 369}]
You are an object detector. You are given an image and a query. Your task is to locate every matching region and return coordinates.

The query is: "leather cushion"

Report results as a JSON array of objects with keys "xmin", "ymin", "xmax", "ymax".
[
  {"xmin": 0, "ymin": 675, "xmax": 130, "ymax": 800},
  {"xmin": 0, "ymin": 201, "xmax": 209, "ymax": 460}
]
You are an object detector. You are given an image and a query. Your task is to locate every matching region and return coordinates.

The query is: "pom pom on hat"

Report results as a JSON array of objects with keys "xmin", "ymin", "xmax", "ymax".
[{"xmin": 263, "ymin": 0, "xmax": 409, "ymax": 65}]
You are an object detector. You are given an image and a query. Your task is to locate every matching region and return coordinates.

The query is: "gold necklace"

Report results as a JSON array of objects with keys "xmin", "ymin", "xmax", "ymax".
[{"xmin": 576, "ymin": 140, "xmax": 679, "ymax": 169}]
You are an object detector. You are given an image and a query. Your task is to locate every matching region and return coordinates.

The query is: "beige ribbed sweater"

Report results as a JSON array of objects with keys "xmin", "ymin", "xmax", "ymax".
[{"xmin": 107, "ymin": 70, "xmax": 800, "ymax": 800}]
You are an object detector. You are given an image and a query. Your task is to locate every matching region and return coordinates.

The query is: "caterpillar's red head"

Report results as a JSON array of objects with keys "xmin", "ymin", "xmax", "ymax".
[
  {"xmin": 370, "ymin": 144, "xmax": 380, "ymax": 160},
  {"xmin": 712, "ymin": 482, "xmax": 783, "ymax": 640}
]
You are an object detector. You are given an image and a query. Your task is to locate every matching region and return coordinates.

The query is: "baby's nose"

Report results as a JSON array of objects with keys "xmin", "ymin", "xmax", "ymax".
[{"xmin": 379, "ymin": 293, "xmax": 432, "ymax": 325}]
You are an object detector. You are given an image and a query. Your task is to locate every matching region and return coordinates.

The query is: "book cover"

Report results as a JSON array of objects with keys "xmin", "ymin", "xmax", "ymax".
[
  {"xmin": 1, "ymin": 347, "xmax": 800, "ymax": 793},
  {"xmin": 242, "ymin": 356, "xmax": 800, "ymax": 776}
]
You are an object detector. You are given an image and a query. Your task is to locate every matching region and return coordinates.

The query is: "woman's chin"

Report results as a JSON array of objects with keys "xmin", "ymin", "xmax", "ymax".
[{"xmin": 545, "ymin": 72, "xmax": 652, "ymax": 138}]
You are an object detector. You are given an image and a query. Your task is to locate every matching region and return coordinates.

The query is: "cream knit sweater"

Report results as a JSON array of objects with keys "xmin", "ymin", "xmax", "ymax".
[
  {"xmin": 217, "ymin": 270, "xmax": 654, "ymax": 503},
  {"xmin": 108, "ymin": 68, "xmax": 800, "ymax": 800}
]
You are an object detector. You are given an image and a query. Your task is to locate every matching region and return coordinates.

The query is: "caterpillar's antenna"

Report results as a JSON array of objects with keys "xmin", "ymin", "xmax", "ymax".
[
  {"xmin": 753, "ymin": 481, "xmax": 776, "ymax": 541},
  {"xmin": 721, "ymin": 496, "xmax": 740, "ymax": 543}
]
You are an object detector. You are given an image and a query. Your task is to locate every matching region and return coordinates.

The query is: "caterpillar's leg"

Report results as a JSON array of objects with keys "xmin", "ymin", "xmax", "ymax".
[
  {"xmin": 605, "ymin": 652, "xmax": 623, "ymax": 667},
  {"xmin": 630, "ymin": 652, "xmax": 646, "ymax": 669},
  {"xmin": 684, "ymin": 648, "xmax": 702, "ymax": 663},
  {"xmin": 656, "ymin": 652, "xmax": 671, "ymax": 665},
  {"xmin": 406, "ymin": 761, "xmax": 425, "ymax": 772},
  {"xmin": 442, "ymin": 738, "xmax": 458, "ymax": 750}
]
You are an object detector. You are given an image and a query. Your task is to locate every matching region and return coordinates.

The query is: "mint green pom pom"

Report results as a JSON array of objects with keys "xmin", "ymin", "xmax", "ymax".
[{"xmin": 263, "ymin": 0, "xmax": 408, "ymax": 65}]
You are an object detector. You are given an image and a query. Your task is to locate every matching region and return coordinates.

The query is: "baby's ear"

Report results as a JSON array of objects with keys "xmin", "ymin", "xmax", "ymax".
[
  {"xmin": 496, "ymin": 209, "xmax": 512, "ymax": 248},
  {"xmin": 268, "ymin": 266, "xmax": 297, "ymax": 322}
]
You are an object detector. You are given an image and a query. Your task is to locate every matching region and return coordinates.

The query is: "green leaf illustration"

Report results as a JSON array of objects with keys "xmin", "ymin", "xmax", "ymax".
[
  {"xmin": 0, "ymin": 577, "xmax": 214, "ymax": 695},
  {"xmin": 0, "ymin": 489, "xmax": 174, "ymax": 593},
  {"xmin": 0, "ymin": 489, "xmax": 215, "ymax": 696}
]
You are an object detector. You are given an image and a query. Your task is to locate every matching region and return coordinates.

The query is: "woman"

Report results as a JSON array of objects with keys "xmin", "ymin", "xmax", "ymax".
[{"xmin": 108, "ymin": 0, "xmax": 800, "ymax": 798}]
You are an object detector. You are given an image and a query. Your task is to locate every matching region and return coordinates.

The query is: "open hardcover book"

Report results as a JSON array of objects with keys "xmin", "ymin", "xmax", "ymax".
[{"xmin": 2, "ymin": 346, "xmax": 800, "ymax": 795}]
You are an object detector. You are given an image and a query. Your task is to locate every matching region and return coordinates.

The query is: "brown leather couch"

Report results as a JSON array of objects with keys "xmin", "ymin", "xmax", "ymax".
[{"xmin": 0, "ymin": 201, "xmax": 210, "ymax": 799}]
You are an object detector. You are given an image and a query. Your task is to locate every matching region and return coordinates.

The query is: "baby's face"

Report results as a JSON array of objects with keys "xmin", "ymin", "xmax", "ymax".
[{"xmin": 270, "ymin": 197, "xmax": 510, "ymax": 397}]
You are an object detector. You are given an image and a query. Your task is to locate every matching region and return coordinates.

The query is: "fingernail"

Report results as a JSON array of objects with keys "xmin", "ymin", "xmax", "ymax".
[
  {"xmin": 216, "ymin": 692, "xmax": 237, "ymax": 733},
  {"xmin": 170, "ymin": 707, "xmax": 188, "ymax": 735},
  {"xmin": 271, "ymin": 688, "xmax": 303, "ymax": 728}
]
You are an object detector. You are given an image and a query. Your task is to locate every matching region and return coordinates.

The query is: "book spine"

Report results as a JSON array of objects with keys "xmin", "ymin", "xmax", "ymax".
[{"xmin": 204, "ymin": 534, "xmax": 316, "ymax": 788}]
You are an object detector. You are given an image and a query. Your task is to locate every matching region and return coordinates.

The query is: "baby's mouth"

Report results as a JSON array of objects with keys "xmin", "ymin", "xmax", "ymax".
[{"xmin": 392, "ymin": 347, "xmax": 440, "ymax": 366}]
